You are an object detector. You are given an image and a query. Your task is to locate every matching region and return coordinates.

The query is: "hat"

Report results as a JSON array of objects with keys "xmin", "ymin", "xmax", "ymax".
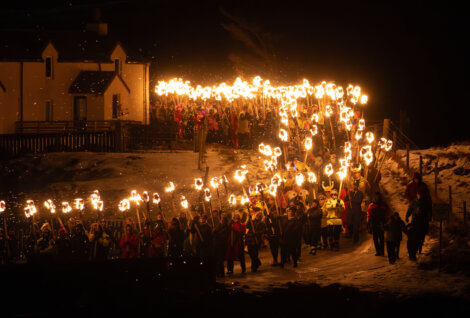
[
  {"xmin": 323, "ymin": 185, "xmax": 332, "ymax": 192},
  {"xmin": 352, "ymin": 166, "xmax": 361, "ymax": 173}
]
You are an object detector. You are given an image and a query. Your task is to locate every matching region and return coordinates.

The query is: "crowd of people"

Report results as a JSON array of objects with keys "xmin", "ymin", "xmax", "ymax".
[
  {"xmin": 0, "ymin": 170, "xmax": 433, "ymax": 274},
  {"xmin": 0, "ymin": 98, "xmax": 433, "ymax": 274}
]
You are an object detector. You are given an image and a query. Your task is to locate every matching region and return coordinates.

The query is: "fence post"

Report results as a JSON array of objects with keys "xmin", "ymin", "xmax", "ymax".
[
  {"xmin": 406, "ymin": 144, "xmax": 410, "ymax": 171},
  {"xmin": 419, "ymin": 155, "xmax": 423, "ymax": 176},
  {"xmin": 434, "ymin": 159, "xmax": 438, "ymax": 198},
  {"xmin": 464, "ymin": 201, "xmax": 467, "ymax": 226},
  {"xmin": 383, "ymin": 118, "xmax": 391, "ymax": 139},
  {"xmin": 449, "ymin": 186, "xmax": 452, "ymax": 215}
]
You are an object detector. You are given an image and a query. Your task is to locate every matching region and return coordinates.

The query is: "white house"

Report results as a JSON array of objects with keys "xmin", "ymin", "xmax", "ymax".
[{"xmin": 0, "ymin": 27, "xmax": 150, "ymax": 134}]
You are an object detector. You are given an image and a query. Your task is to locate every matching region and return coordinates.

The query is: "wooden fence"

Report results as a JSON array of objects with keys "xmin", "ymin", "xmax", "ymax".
[{"xmin": 0, "ymin": 131, "xmax": 117, "ymax": 158}]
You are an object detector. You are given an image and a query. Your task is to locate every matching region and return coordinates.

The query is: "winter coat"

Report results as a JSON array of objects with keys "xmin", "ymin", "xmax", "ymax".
[
  {"xmin": 119, "ymin": 234, "xmax": 139, "ymax": 259},
  {"xmin": 238, "ymin": 113, "xmax": 250, "ymax": 134},
  {"xmin": 323, "ymin": 198, "xmax": 345, "ymax": 226},
  {"xmin": 281, "ymin": 218, "xmax": 302, "ymax": 248},
  {"xmin": 70, "ymin": 233, "xmax": 90, "ymax": 262},
  {"xmin": 168, "ymin": 228, "xmax": 185, "ymax": 257},
  {"xmin": 147, "ymin": 232, "xmax": 167, "ymax": 258},
  {"xmin": 406, "ymin": 198, "xmax": 431, "ymax": 232},
  {"xmin": 404, "ymin": 175, "xmax": 431, "ymax": 203},
  {"xmin": 384, "ymin": 217, "xmax": 405, "ymax": 242},
  {"xmin": 245, "ymin": 219, "xmax": 266, "ymax": 247},
  {"xmin": 349, "ymin": 176, "xmax": 370, "ymax": 208},
  {"xmin": 346, "ymin": 190, "xmax": 364, "ymax": 225},
  {"xmin": 226, "ymin": 222, "xmax": 245, "ymax": 261},
  {"xmin": 367, "ymin": 202, "xmax": 390, "ymax": 226}
]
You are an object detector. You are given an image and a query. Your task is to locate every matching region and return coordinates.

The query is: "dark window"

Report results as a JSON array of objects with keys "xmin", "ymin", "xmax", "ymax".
[
  {"xmin": 112, "ymin": 94, "xmax": 120, "ymax": 119},
  {"xmin": 45, "ymin": 100, "xmax": 53, "ymax": 121},
  {"xmin": 114, "ymin": 59, "xmax": 120, "ymax": 74},
  {"xmin": 73, "ymin": 96, "xmax": 87, "ymax": 121},
  {"xmin": 45, "ymin": 57, "xmax": 52, "ymax": 78}
]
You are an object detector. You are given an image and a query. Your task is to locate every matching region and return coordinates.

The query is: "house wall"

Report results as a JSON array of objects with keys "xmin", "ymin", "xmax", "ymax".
[
  {"xmin": 0, "ymin": 62, "xmax": 20, "ymax": 134},
  {"xmin": 0, "ymin": 42, "xmax": 149, "ymax": 134},
  {"xmin": 103, "ymin": 77, "xmax": 129, "ymax": 120},
  {"xmin": 111, "ymin": 45, "xmax": 149, "ymax": 124}
]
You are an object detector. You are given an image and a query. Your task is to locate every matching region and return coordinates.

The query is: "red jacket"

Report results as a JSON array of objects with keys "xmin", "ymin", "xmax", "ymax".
[
  {"xmin": 119, "ymin": 234, "xmax": 139, "ymax": 259},
  {"xmin": 226, "ymin": 222, "xmax": 245, "ymax": 261},
  {"xmin": 367, "ymin": 202, "xmax": 390, "ymax": 223},
  {"xmin": 147, "ymin": 232, "xmax": 167, "ymax": 258}
]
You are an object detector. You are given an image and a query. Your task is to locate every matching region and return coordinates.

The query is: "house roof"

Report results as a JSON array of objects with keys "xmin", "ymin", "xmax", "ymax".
[
  {"xmin": 69, "ymin": 71, "xmax": 130, "ymax": 95},
  {"xmin": 0, "ymin": 29, "xmax": 147, "ymax": 63}
]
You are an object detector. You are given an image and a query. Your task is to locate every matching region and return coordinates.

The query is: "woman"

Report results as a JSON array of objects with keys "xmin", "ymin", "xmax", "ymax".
[
  {"xmin": 168, "ymin": 218, "xmax": 185, "ymax": 258},
  {"xmin": 306, "ymin": 199, "xmax": 323, "ymax": 255},
  {"xmin": 119, "ymin": 224, "xmax": 139, "ymax": 259},
  {"xmin": 226, "ymin": 213, "xmax": 246, "ymax": 275},
  {"xmin": 148, "ymin": 224, "xmax": 167, "ymax": 258}
]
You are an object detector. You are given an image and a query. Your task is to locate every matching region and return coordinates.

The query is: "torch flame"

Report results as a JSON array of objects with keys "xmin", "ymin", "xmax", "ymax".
[
  {"xmin": 307, "ymin": 172, "xmax": 317, "ymax": 183},
  {"xmin": 44, "ymin": 199, "xmax": 56, "ymax": 214},
  {"xmin": 279, "ymin": 128, "xmax": 288, "ymax": 142},
  {"xmin": 62, "ymin": 202, "xmax": 72, "ymax": 214},
  {"xmin": 296, "ymin": 172, "xmax": 305, "ymax": 186},
  {"xmin": 194, "ymin": 178, "xmax": 204, "ymax": 190},
  {"xmin": 165, "ymin": 182, "xmax": 175, "ymax": 192},
  {"xmin": 153, "ymin": 193, "xmax": 161, "ymax": 205},
  {"xmin": 181, "ymin": 196, "xmax": 188, "ymax": 209},
  {"xmin": 204, "ymin": 188, "xmax": 212, "ymax": 202},
  {"xmin": 324, "ymin": 163, "xmax": 334, "ymax": 177},
  {"xmin": 24, "ymin": 200, "xmax": 37, "ymax": 218},
  {"xmin": 366, "ymin": 132, "xmax": 374, "ymax": 144},
  {"xmin": 0, "ymin": 200, "xmax": 5, "ymax": 213},
  {"xmin": 228, "ymin": 194, "xmax": 237, "ymax": 206},
  {"xmin": 304, "ymin": 137, "xmax": 313, "ymax": 151},
  {"xmin": 74, "ymin": 199, "xmax": 84, "ymax": 211},
  {"xmin": 119, "ymin": 199, "xmax": 130, "ymax": 212}
]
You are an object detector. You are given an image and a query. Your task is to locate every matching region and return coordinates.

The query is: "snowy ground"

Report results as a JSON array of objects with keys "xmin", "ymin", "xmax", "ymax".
[{"xmin": 1, "ymin": 144, "xmax": 469, "ymax": 298}]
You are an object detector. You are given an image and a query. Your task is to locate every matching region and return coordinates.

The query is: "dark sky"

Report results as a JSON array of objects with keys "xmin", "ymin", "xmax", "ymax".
[{"xmin": 1, "ymin": 0, "xmax": 468, "ymax": 147}]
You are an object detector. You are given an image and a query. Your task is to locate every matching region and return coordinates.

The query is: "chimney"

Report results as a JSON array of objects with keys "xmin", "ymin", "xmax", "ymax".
[{"xmin": 85, "ymin": 8, "xmax": 108, "ymax": 36}]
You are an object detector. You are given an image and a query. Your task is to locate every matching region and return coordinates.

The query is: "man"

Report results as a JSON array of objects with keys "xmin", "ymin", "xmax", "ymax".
[
  {"xmin": 346, "ymin": 180, "xmax": 364, "ymax": 243},
  {"xmin": 245, "ymin": 212, "xmax": 266, "ymax": 272},
  {"xmin": 350, "ymin": 166, "xmax": 371, "ymax": 214},
  {"xmin": 226, "ymin": 213, "xmax": 246, "ymax": 275},
  {"xmin": 367, "ymin": 192, "xmax": 390, "ymax": 256},
  {"xmin": 405, "ymin": 190, "xmax": 431, "ymax": 259},
  {"xmin": 404, "ymin": 172, "xmax": 431, "ymax": 204},
  {"xmin": 318, "ymin": 194, "xmax": 329, "ymax": 249},
  {"xmin": 322, "ymin": 189, "xmax": 345, "ymax": 251},
  {"xmin": 280, "ymin": 207, "xmax": 302, "ymax": 268},
  {"xmin": 265, "ymin": 203, "xmax": 282, "ymax": 266},
  {"xmin": 34, "ymin": 223, "xmax": 55, "ymax": 263}
]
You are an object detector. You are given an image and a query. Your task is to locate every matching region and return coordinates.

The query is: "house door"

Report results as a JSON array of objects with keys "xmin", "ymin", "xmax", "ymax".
[{"xmin": 73, "ymin": 96, "xmax": 87, "ymax": 121}]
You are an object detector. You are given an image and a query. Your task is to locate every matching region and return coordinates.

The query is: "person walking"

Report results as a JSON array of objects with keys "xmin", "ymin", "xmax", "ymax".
[
  {"xmin": 226, "ymin": 213, "xmax": 246, "ymax": 275},
  {"xmin": 346, "ymin": 180, "xmax": 364, "ymax": 243},
  {"xmin": 384, "ymin": 212, "xmax": 405, "ymax": 264},
  {"xmin": 367, "ymin": 192, "xmax": 390, "ymax": 256}
]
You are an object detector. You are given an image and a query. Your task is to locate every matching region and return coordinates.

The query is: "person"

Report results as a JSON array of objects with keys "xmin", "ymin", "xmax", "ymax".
[
  {"xmin": 237, "ymin": 110, "xmax": 251, "ymax": 149},
  {"xmin": 404, "ymin": 172, "xmax": 431, "ymax": 204},
  {"xmin": 70, "ymin": 223, "xmax": 90, "ymax": 262},
  {"xmin": 306, "ymin": 199, "xmax": 323, "ymax": 255},
  {"xmin": 55, "ymin": 228, "xmax": 71, "ymax": 263},
  {"xmin": 323, "ymin": 189, "xmax": 345, "ymax": 251},
  {"xmin": 213, "ymin": 215, "xmax": 229, "ymax": 277},
  {"xmin": 405, "ymin": 190, "xmax": 430, "ymax": 260},
  {"xmin": 168, "ymin": 218, "xmax": 185, "ymax": 257},
  {"xmin": 350, "ymin": 166, "xmax": 371, "ymax": 215},
  {"xmin": 193, "ymin": 214, "xmax": 213, "ymax": 257},
  {"xmin": 119, "ymin": 224, "xmax": 138, "ymax": 259},
  {"xmin": 245, "ymin": 212, "xmax": 266, "ymax": 272},
  {"xmin": 367, "ymin": 192, "xmax": 390, "ymax": 256},
  {"xmin": 0, "ymin": 228, "xmax": 10, "ymax": 264},
  {"xmin": 405, "ymin": 174, "xmax": 432, "ymax": 254},
  {"xmin": 226, "ymin": 213, "xmax": 246, "ymax": 275},
  {"xmin": 384, "ymin": 212, "xmax": 405, "ymax": 264},
  {"xmin": 318, "ymin": 195, "xmax": 329, "ymax": 250},
  {"xmin": 265, "ymin": 206, "xmax": 282, "ymax": 265},
  {"xmin": 148, "ymin": 223, "xmax": 167, "ymax": 258},
  {"xmin": 346, "ymin": 180, "xmax": 364, "ymax": 243},
  {"xmin": 34, "ymin": 223, "xmax": 55, "ymax": 263},
  {"xmin": 89, "ymin": 222, "xmax": 112, "ymax": 261},
  {"xmin": 280, "ymin": 207, "xmax": 302, "ymax": 268}
]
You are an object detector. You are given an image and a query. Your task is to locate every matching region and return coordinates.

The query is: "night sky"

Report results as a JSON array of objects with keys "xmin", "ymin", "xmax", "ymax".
[{"xmin": 1, "ymin": 0, "xmax": 468, "ymax": 147}]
